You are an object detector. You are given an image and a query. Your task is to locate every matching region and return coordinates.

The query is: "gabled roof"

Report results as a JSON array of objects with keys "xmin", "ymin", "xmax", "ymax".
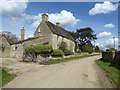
[
  {"xmin": 45, "ymin": 21, "xmax": 75, "ymax": 41},
  {"xmin": 0, "ymin": 34, "xmax": 11, "ymax": 45}
]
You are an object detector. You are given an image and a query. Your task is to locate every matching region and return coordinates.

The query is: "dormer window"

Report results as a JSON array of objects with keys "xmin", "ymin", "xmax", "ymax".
[{"xmin": 38, "ymin": 28, "xmax": 41, "ymax": 32}]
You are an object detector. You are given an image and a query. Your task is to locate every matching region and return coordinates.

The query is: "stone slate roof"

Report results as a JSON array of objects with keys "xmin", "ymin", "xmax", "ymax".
[
  {"xmin": 45, "ymin": 21, "xmax": 75, "ymax": 41},
  {"xmin": 11, "ymin": 37, "xmax": 39, "ymax": 44}
]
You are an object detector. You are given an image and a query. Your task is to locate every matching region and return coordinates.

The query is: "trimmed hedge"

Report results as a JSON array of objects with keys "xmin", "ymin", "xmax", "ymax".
[
  {"xmin": 51, "ymin": 49, "xmax": 63, "ymax": 57},
  {"xmin": 63, "ymin": 49, "xmax": 73, "ymax": 56},
  {"xmin": 25, "ymin": 46, "xmax": 35, "ymax": 53},
  {"xmin": 76, "ymin": 50, "xmax": 81, "ymax": 53},
  {"xmin": 25, "ymin": 45, "xmax": 53, "ymax": 54}
]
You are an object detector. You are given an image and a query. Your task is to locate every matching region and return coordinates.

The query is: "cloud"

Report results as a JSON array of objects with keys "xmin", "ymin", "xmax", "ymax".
[
  {"xmin": 31, "ymin": 10, "xmax": 80, "ymax": 28},
  {"xmin": 97, "ymin": 31, "xmax": 112, "ymax": 38},
  {"xmin": 95, "ymin": 43, "xmax": 104, "ymax": 50},
  {"xmin": 104, "ymin": 23, "xmax": 115, "ymax": 28},
  {"xmin": 0, "ymin": 1, "xmax": 80, "ymax": 29},
  {"xmin": 0, "ymin": 0, "xmax": 28, "ymax": 18},
  {"xmin": 106, "ymin": 37, "xmax": 118, "ymax": 44},
  {"xmin": 95, "ymin": 43, "xmax": 100, "ymax": 46},
  {"xmin": 28, "ymin": 35, "xmax": 34, "ymax": 38},
  {"xmin": 89, "ymin": 1, "xmax": 118, "ymax": 15},
  {"xmin": 106, "ymin": 37, "xmax": 118, "ymax": 49}
]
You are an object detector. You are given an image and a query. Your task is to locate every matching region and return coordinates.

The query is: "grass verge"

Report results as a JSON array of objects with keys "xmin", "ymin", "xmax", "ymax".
[
  {"xmin": 0, "ymin": 68, "xmax": 16, "ymax": 86},
  {"xmin": 40, "ymin": 54, "xmax": 100, "ymax": 65},
  {"xmin": 96, "ymin": 59, "xmax": 120, "ymax": 87}
]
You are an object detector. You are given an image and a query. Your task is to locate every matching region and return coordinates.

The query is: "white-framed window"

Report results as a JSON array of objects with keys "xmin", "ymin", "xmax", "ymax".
[
  {"xmin": 38, "ymin": 28, "xmax": 41, "ymax": 32},
  {"xmin": 13, "ymin": 45, "xmax": 19, "ymax": 50}
]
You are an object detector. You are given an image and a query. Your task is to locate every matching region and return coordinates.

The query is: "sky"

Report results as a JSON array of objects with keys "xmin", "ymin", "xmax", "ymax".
[{"xmin": 0, "ymin": 0, "xmax": 119, "ymax": 50}]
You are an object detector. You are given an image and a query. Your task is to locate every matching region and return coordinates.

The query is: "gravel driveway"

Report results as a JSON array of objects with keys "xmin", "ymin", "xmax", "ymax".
[{"xmin": 4, "ymin": 55, "xmax": 116, "ymax": 88}]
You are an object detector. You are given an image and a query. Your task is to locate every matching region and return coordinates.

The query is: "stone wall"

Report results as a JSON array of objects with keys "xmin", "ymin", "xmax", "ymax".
[
  {"xmin": 10, "ymin": 43, "xmax": 24, "ymax": 58},
  {"xmin": 102, "ymin": 51, "xmax": 120, "ymax": 64},
  {"xmin": 10, "ymin": 37, "xmax": 44, "ymax": 58},
  {"xmin": 0, "ymin": 36, "xmax": 10, "ymax": 58}
]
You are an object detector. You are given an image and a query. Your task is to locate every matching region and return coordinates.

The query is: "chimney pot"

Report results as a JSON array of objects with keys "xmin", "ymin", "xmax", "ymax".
[
  {"xmin": 56, "ymin": 22, "xmax": 60, "ymax": 27},
  {"xmin": 42, "ymin": 14, "xmax": 48, "ymax": 21}
]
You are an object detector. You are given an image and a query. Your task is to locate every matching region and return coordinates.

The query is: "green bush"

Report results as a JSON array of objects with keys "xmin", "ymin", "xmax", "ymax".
[
  {"xmin": 63, "ymin": 49, "xmax": 73, "ymax": 56},
  {"xmin": 51, "ymin": 49, "xmax": 63, "ymax": 57},
  {"xmin": 82, "ymin": 45, "xmax": 93, "ymax": 54},
  {"xmin": 25, "ymin": 46, "xmax": 35, "ymax": 53},
  {"xmin": 38, "ymin": 45, "xmax": 53, "ymax": 54},
  {"xmin": 95, "ymin": 46, "xmax": 100, "ymax": 52},
  {"xmin": 59, "ymin": 41, "xmax": 67, "ymax": 51},
  {"xmin": 25, "ymin": 45, "xmax": 53, "ymax": 54},
  {"xmin": 109, "ymin": 48, "xmax": 116, "ymax": 51},
  {"xmin": 76, "ymin": 49, "xmax": 81, "ymax": 53}
]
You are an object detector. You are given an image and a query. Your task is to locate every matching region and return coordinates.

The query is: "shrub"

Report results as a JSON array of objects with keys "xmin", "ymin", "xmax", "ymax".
[
  {"xmin": 76, "ymin": 49, "xmax": 81, "ymax": 53},
  {"xmin": 82, "ymin": 45, "xmax": 93, "ymax": 54},
  {"xmin": 25, "ymin": 45, "xmax": 53, "ymax": 54},
  {"xmin": 38, "ymin": 45, "xmax": 53, "ymax": 54},
  {"xmin": 109, "ymin": 48, "xmax": 116, "ymax": 51},
  {"xmin": 95, "ymin": 46, "xmax": 100, "ymax": 52},
  {"xmin": 25, "ymin": 46, "xmax": 35, "ymax": 54},
  {"xmin": 51, "ymin": 49, "xmax": 63, "ymax": 57},
  {"xmin": 59, "ymin": 41, "xmax": 67, "ymax": 51},
  {"xmin": 63, "ymin": 49, "xmax": 73, "ymax": 56}
]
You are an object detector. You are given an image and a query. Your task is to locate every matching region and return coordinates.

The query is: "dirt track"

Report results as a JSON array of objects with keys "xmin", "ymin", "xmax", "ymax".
[{"xmin": 4, "ymin": 55, "xmax": 116, "ymax": 88}]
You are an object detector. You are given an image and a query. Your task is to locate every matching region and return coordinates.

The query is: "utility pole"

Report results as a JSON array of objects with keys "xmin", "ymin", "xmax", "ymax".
[{"xmin": 113, "ymin": 37, "xmax": 115, "ymax": 49}]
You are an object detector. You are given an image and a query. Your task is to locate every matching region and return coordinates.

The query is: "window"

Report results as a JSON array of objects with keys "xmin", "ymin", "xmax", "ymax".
[
  {"xmin": 38, "ymin": 28, "xmax": 41, "ymax": 32},
  {"xmin": 15, "ymin": 46, "xmax": 18, "ymax": 50},
  {"xmin": 13, "ymin": 45, "xmax": 18, "ymax": 50}
]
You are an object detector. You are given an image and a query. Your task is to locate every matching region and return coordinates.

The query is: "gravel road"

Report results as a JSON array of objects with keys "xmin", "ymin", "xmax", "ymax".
[{"xmin": 4, "ymin": 55, "xmax": 116, "ymax": 88}]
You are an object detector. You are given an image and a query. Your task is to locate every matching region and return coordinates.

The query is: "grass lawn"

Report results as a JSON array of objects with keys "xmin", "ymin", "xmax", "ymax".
[
  {"xmin": 96, "ymin": 59, "xmax": 120, "ymax": 87},
  {"xmin": 40, "ymin": 54, "xmax": 100, "ymax": 65},
  {"xmin": 0, "ymin": 68, "xmax": 16, "ymax": 86}
]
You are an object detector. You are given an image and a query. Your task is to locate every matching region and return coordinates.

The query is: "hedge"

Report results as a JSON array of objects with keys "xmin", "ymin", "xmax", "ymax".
[
  {"xmin": 63, "ymin": 49, "xmax": 73, "ymax": 56},
  {"xmin": 51, "ymin": 49, "xmax": 63, "ymax": 57},
  {"xmin": 25, "ymin": 45, "xmax": 53, "ymax": 54}
]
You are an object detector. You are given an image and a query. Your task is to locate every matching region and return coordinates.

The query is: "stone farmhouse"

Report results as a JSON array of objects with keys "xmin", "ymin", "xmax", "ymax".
[{"xmin": 0, "ymin": 14, "xmax": 76, "ymax": 58}]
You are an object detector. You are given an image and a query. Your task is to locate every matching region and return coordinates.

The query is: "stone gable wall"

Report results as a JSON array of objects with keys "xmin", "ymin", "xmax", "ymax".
[
  {"xmin": 34, "ymin": 21, "xmax": 53, "ymax": 46},
  {"xmin": 0, "ymin": 36, "xmax": 10, "ymax": 58}
]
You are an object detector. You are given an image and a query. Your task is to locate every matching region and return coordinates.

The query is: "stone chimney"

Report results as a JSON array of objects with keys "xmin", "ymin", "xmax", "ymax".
[
  {"xmin": 56, "ymin": 22, "xmax": 60, "ymax": 27},
  {"xmin": 42, "ymin": 14, "xmax": 48, "ymax": 21},
  {"xmin": 21, "ymin": 26, "xmax": 25, "ymax": 40}
]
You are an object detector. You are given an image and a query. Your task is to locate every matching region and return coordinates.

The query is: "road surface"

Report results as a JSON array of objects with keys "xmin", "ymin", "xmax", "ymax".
[{"xmin": 4, "ymin": 55, "xmax": 116, "ymax": 88}]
